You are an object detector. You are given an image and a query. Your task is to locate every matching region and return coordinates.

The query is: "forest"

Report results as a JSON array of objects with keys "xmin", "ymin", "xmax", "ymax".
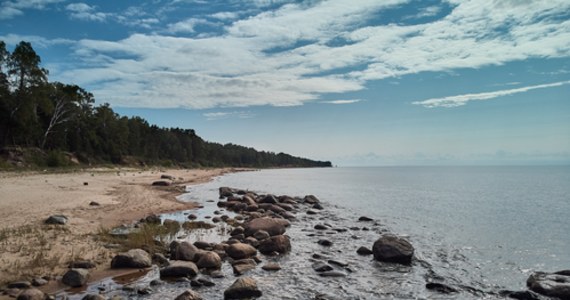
[{"xmin": 0, "ymin": 41, "xmax": 331, "ymax": 168}]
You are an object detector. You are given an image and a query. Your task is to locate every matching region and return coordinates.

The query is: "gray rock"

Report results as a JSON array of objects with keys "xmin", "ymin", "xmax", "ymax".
[
  {"xmin": 318, "ymin": 239, "xmax": 333, "ymax": 247},
  {"xmin": 152, "ymin": 253, "xmax": 170, "ymax": 267},
  {"xmin": 45, "ymin": 215, "xmax": 68, "ymax": 225},
  {"xmin": 232, "ymin": 259, "xmax": 257, "ymax": 275},
  {"xmin": 318, "ymin": 271, "xmax": 346, "ymax": 277},
  {"xmin": 196, "ymin": 251, "xmax": 222, "ymax": 269},
  {"xmin": 226, "ymin": 243, "xmax": 257, "ymax": 260},
  {"xmin": 243, "ymin": 217, "xmax": 289, "ymax": 237},
  {"xmin": 111, "ymin": 249, "xmax": 152, "ymax": 268},
  {"xmin": 175, "ymin": 289, "xmax": 203, "ymax": 300},
  {"xmin": 258, "ymin": 235, "xmax": 291, "ymax": 254},
  {"xmin": 425, "ymin": 282, "xmax": 458, "ymax": 294},
  {"xmin": 527, "ymin": 271, "xmax": 570, "ymax": 299},
  {"xmin": 219, "ymin": 187, "xmax": 235, "ymax": 198},
  {"xmin": 62, "ymin": 268, "xmax": 90, "ymax": 287},
  {"xmin": 356, "ymin": 246, "xmax": 373, "ymax": 255},
  {"xmin": 372, "ymin": 235, "xmax": 414, "ymax": 265},
  {"xmin": 16, "ymin": 288, "xmax": 45, "ymax": 300},
  {"xmin": 170, "ymin": 241, "xmax": 200, "ymax": 261},
  {"xmin": 31, "ymin": 278, "xmax": 48, "ymax": 287},
  {"xmin": 252, "ymin": 230, "xmax": 270, "ymax": 241},
  {"xmin": 262, "ymin": 263, "xmax": 281, "ymax": 271},
  {"xmin": 304, "ymin": 195, "xmax": 320, "ymax": 204},
  {"xmin": 224, "ymin": 277, "xmax": 262, "ymax": 299},
  {"xmin": 314, "ymin": 224, "xmax": 329, "ymax": 230},
  {"xmin": 312, "ymin": 261, "xmax": 333, "ymax": 272},
  {"xmin": 358, "ymin": 216, "xmax": 374, "ymax": 222},
  {"xmin": 160, "ymin": 261, "xmax": 199, "ymax": 278},
  {"xmin": 82, "ymin": 294, "xmax": 106, "ymax": 300}
]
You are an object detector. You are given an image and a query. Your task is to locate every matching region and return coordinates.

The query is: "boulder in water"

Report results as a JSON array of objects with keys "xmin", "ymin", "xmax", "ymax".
[
  {"xmin": 110, "ymin": 249, "xmax": 152, "ymax": 268},
  {"xmin": 372, "ymin": 235, "xmax": 414, "ymax": 265},
  {"xmin": 527, "ymin": 270, "xmax": 570, "ymax": 299},
  {"xmin": 224, "ymin": 277, "xmax": 262, "ymax": 299}
]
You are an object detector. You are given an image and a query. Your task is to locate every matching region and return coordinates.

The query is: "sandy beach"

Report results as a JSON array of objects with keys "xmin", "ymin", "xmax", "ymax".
[{"xmin": 0, "ymin": 167, "xmax": 238, "ymax": 288}]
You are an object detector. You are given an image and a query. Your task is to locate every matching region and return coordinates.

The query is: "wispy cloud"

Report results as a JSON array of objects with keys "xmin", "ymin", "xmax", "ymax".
[
  {"xmin": 203, "ymin": 111, "xmax": 254, "ymax": 121},
  {"xmin": 321, "ymin": 99, "xmax": 363, "ymax": 105},
  {"xmin": 1, "ymin": 0, "xmax": 65, "ymax": 19},
  {"xmin": 413, "ymin": 80, "xmax": 570, "ymax": 108},
  {"xmin": 50, "ymin": 0, "xmax": 570, "ymax": 109},
  {"xmin": 66, "ymin": 3, "xmax": 109, "ymax": 22}
]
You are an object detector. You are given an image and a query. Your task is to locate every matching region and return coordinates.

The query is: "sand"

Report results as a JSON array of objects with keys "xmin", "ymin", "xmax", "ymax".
[{"xmin": 0, "ymin": 167, "xmax": 239, "ymax": 289}]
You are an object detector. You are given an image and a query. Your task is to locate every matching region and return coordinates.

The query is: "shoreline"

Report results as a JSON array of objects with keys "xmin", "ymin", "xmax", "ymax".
[{"xmin": 0, "ymin": 167, "xmax": 248, "ymax": 291}]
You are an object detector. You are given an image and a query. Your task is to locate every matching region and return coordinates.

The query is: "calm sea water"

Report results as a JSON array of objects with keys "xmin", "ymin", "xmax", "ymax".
[{"xmin": 180, "ymin": 166, "xmax": 570, "ymax": 298}]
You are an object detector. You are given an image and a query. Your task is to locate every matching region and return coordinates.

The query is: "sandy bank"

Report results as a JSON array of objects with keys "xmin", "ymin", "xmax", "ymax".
[{"xmin": 0, "ymin": 167, "xmax": 241, "ymax": 287}]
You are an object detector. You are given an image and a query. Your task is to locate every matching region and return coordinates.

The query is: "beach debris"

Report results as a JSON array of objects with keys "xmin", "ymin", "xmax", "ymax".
[
  {"xmin": 372, "ymin": 235, "xmax": 414, "ymax": 265},
  {"xmin": 62, "ymin": 268, "xmax": 90, "ymax": 287},
  {"xmin": 44, "ymin": 214, "xmax": 68, "ymax": 225},
  {"xmin": 223, "ymin": 277, "xmax": 262, "ymax": 299},
  {"xmin": 110, "ymin": 249, "xmax": 152, "ymax": 269}
]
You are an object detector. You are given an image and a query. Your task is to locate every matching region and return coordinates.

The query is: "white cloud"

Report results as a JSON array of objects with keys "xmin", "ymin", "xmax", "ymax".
[
  {"xmin": 56, "ymin": 0, "xmax": 570, "ymax": 109},
  {"xmin": 203, "ymin": 111, "xmax": 254, "ymax": 120},
  {"xmin": 413, "ymin": 80, "xmax": 570, "ymax": 108},
  {"xmin": 0, "ymin": 33, "xmax": 74, "ymax": 48},
  {"xmin": 210, "ymin": 11, "xmax": 239, "ymax": 20},
  {"xmin": 321, "ymin": 99, "xmax": 363, "ymax": 105},
  {"xmin": 0, "ymin": 0, "xmax": 64, "ymax": 19},
  {"xmin": 66, "ymin": 3, "xmax": 109, "ymax": 22}
]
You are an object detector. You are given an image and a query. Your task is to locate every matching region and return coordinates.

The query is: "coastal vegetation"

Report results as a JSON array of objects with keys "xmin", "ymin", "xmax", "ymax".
[{"xmin": 0, "ymin": 40, "xmax": 331, "ymax": 169}]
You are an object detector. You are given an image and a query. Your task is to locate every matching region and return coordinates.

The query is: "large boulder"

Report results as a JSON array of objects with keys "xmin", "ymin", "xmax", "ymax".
[
  {"xmin": 226, "ymin": 243, "xmax": 257, "ymax": 260},
  {"xmin": 219, "ymin": 187, "xmax": 235, "ymax": 198},
  {"xmin": 62, "ymin": 268, "xmax": 89, "ymax": 287},
  {"xmin": 527, "ymin": 270, "xmax": 570, "ymax": 299},
  {"xmin": 110, "ymin": 249, "xmax": 152, "ymax": 268},
  {"xmin": 258, "ymin": 235, "xmax": 291, "ymax": 254},
  {"xmin": 372, "ymin": 235, "xmax": 414, "ymax": 265},
  {"xmin": 244, "ymin": 218, "xmax": 289, "ymax": 237},
  {"xmin": 196, "ymin": 251, "xmax": 222, "ymax": 269},
  {"xmin": 170, "ymin": 241, "xmax": 201, "ymax": 261},
  {"xmin": 224, "ymin": 277, "xmax": 262, "ymax": 299},
  {"xmin": 160, "ymin": 261, "xmax": 199, "ymax": 278},
  {"xmin": 175, "ymin": 289, "xmax": 203, "ymax": 300}
]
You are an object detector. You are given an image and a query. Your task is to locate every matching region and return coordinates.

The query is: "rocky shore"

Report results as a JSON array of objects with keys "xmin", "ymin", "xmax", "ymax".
[{"xmin": 2, "ymin": 181, "xmax": 568, "ymax": 299}]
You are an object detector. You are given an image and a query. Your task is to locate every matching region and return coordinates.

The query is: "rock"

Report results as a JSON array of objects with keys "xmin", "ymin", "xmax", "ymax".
[
  {"xmin": 196, "ymin": 251, "xmax": 222, "ymax": 269},
  {"xmin": 224, "ymin": 277, "xmax": 262, "ymax": 299},
  {"xmin": 304, "ymin": 195, "xmax": 320, "ymax": 204},
  {"xmin": 175, "ymin": 289, "xmax": 203, "ymax": 300},
  {"xmin": 232, "ymin": 259, "xmax": 257, "ymax": 275},
  {"xmin": 231, "ymin": 226, "xmax": 245, "ymax": 236},
  {"xmin": 312, "ymin": 261, "xmax": 333, "ymax": 272},
  {"xmin": 372, "ymin": 235, "xmax": 414, "ymax": 265},
  {"xmin": 69, "ymin": 260, "xmax": 96, "ymax": 269},
  {"xmin": 219, "ymin": 187, "xmax": 234, "ymax": 198},
  {"xmin": 144, "ymin": 214, "xmax": 161, "ymax": 224},
  {"xmin": 527, "ymin": 271, "xmax": 570, "ymax": 299},
  {"xmin": 152, "ymin": 180, "xmax": 171, "ymax": 186},
  {"xmin": 318, "ymin": 239, "xmax": 333, "ymax": 247},
  {"xmin": 319, "ymin": 271, "xmax": 346, "ymax": 277},
  {"xmin": 314, "ymin": 224, "xmax": 329, "ymax": 230},
  {"xmin": 244, "ymin": 236, "xmax": 260, "ymax": 248},
  {"xmin": 152, "ymin": 253, "xmax": 170, "ymax": 267},
  {"xmin": 31, "ymin": 278, "xmax": 48, "ymax": 287},
  {"xmin": 306, "ymin": 209, "xmax": 318, "ymax": 215},
  {"xmin": 16, "ymin": 288, "xmax": 45, "ymax": 300},
  {"xmin": 188, "ymin": 214, "xmax": 198, "ymax": 220},
  {"xmin": 194, "ymin": 241, "xmax": 213, "ymax": 250},
  {"xmin": 258, "ymin": 235, "xmax": 291, "ymax": 254},
  {"xmin": 499, "ymin": 290, "xmax": 543, "ymax": 300},
  {"xmin": 89, "ymin": 201, "xmax": 100, "ymax": 206},
  {"xmin": 426, "ymin": 282, "xmax": 458, "ymax": 294},
  {"xmin": 161, "ymin": 174, "xmax": 175, "ymax": 180},
  {"xmin": 226, "ymin": 243, "xmax": 258, "ymax": 259},
  {"xmin": 170, "ymin": 241, "xmax": 200, "ymax": 261},
  {"xmin": 160, "ymin": 261, "xmax": 199, "ymax": 278},
  {"xmin": 82, "ymin": 295, "xmax": 106, "ymax": 300},
  {"xmin": 62, "ymin": 268, "xmax": 90, "ymax": 287},
  {"xmin": 244, "ymin": 217, "xmax": 289, "ymax": 237},
  {"xmin": 258, "ymin": 203, "xmax": 285, "ymax": 214},
  {"xmin": 8, "ymin": 281, "xmax": 31, "ymax": 289},
  {"xmin": 312, "ymin": 203, "xmax": 324, "ymax": 210},
  {"xmin": 328, "ymin": 259, "xmax": 348, "ymax": 267},
  {"xmin": 262, "ymin": 263, "xmax": 281, "ymax": 271},
  {"xmin": 111, "ymin": 249, "xmax": 152, "ymax": 268},
  {"xmin": 45, "ymin": 215, "xmax": 68, "ymax": 225},
  {"xmin": 259, "ymin": 194, "xmax": 278, "ymax": 204},
  {"xmin": 356, "ymin": 246, "xmax": 373, "ymax": 255},
  {"xmin": 358, "ymin": 216, "xmax": 374, "ymax": 222},
  {"xmin": 252, "ymin": 230, "xmax": 270, "ymax": 241}
]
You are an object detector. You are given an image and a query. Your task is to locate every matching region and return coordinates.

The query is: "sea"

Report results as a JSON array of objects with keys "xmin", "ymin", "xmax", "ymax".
[{"xmin": 72, "ymin": 166, "xmax": 570, "ymax": 299}]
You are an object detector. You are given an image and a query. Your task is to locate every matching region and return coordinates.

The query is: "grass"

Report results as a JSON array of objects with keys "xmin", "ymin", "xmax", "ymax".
[{"xmin": 98, "ymin": 223, "xmax": 183, "ymax": 255}]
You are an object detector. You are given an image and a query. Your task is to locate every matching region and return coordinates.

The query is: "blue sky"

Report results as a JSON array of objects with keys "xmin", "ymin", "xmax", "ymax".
[{"xmin": 1, "ymin": 0, "xmax": 569, "ymax": 165}]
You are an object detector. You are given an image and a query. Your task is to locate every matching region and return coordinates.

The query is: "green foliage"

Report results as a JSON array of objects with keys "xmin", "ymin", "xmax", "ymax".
[{"xmin": 0, "ymin": 40, "xmax": 333, "ymax": 169}]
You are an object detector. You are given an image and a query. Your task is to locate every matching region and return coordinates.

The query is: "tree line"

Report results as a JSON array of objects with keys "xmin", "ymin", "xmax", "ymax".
[{"xmin": 0, "ymin": 41, "xmax": 331, "ymax": 168}]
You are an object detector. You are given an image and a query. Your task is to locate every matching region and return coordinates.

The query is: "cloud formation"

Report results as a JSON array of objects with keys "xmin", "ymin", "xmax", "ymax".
[
  {"xmin": 1, "ymin": 0, "xmax": 64, "ymax": 19},
  {"xmin": 12, "ymin": 0, "xmax": 570, "ymax": 109},
  {"xmin": 413, "ymin": 80, "xmax": 570, "ymax": 108}
]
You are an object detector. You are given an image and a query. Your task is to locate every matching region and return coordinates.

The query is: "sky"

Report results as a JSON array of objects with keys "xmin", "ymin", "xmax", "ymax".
[{"xmin": 1, "ymin": 0, "xmax": 569, "ymax": 166}]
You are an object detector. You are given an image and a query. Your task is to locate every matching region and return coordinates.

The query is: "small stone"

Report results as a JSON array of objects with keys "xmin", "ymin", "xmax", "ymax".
[
  {"xmin": 89, "ymin": 201, "xmax": 99, "ymax": 206},
  {"xmin": 62, "ymin": 268, "xmax": 90, "ymax": 287},
  {"xmin": 8, "ymin": 281, "xmax": 31, "ymax": 289},
  {"xmin": 356, "ymin": 246, "xmax": 373, "ymax": 255},
  {"xmin": 358, "ymin": 216, "xmax": 374, "ymax": 222},
  {"xmin": 262, "ymin": 263, "xmax": 281, "ymax": 271},
  {"xmin": 15, "ymin": 288, "xmax": 45, "ymax": 300},
  {"xmin": 175, "ymin": 289, "xmax": 203, "ymax": 300},
  {"xmin": 31, "ymin": 278, "xmax": 48, "ymax": 287},
  {"xmin": 318, "ymin": 239, "xmax": 333, "ymax": 247},
  {"xmin": 312, "ymin": 261, "xmax": 333, "ymax": 272},
  {"xmin": 45, "ymin": 215, "xmax": 68, "ymax": 225}
]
